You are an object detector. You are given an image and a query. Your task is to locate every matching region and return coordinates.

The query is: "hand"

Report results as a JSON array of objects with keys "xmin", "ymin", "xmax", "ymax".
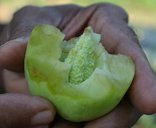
[
  {"xmin": 0, "ymin": 72, "xmax": 56, "ymax": 127},
  {"xmin": 0, "ymin": 45, "xmax": 55, "ymax": 128},
  {"xmin": 0, "ymin": 3, "xmax": 156, "ymax": 128}
]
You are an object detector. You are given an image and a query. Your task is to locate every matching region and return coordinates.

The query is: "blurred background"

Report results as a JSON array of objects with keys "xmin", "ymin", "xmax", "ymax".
[{"xmin": 0, "ymin": 0, "xmax": 156, "ymax": 127}]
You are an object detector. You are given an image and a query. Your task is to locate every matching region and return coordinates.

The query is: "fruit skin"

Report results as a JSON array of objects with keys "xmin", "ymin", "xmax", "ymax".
[{"xmin": 25, "ymin": 24, "xmax": 135, "ymax": 122}]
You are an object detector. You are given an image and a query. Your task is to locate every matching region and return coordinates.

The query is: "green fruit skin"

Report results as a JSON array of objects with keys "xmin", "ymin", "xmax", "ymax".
[{"xmin": 25, "ymin": 24, "xmax": 135, "ymax": 122}]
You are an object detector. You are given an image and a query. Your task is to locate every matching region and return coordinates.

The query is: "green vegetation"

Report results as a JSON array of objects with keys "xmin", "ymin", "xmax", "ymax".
[
  {"xmin": 75, "ymin": 0, "xmax": 156, "ymax": 10},
  {"xmin": 1, "ymin": 0, "xmax": 156, "ymax": 27},
  {"xmin": 1, "ymin": 0, "xmax": 156, "ymax": 10}
]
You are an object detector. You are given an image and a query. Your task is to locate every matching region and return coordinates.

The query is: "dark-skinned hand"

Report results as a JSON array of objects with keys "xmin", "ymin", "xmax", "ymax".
[{"xmin": 0, "ymin": 3, "xmax": 156, "ymax": 128}]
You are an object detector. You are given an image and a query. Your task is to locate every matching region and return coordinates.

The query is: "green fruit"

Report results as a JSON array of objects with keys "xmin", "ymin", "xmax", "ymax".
[{"xmin": 25, "ymin": 24, "xmax": 135, "ymax": 122}]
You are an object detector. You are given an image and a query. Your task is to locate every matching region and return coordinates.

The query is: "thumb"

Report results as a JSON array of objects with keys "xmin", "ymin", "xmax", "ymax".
[
  {"xmin": 0, "ymin": 37, "xmax": 28, "ymax": 72},
  {"xmin": 0, "ymin": 93, "xmax": 55, "ymax": 128}
]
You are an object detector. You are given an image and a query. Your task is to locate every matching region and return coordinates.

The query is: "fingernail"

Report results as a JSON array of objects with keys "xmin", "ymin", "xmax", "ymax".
[
  {"xmin": 31, "ymin": 110, "xmax": 53, "ymax": 126},
  {"xmin": 11, "ymin": 37, "xmax": 29, "ymax": 43},
  {"xmin": 1, "ymin": 37, "xmax": 28, "ymax": 47},
  {"xmin": 12, "ymin": 37, "xmax": 25, "ymax": 42}
]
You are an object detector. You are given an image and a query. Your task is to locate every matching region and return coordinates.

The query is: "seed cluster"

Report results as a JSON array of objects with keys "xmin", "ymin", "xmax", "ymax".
[{"xmin": 65, "ymin": 28, "xmax": 97, "ymax": 84}]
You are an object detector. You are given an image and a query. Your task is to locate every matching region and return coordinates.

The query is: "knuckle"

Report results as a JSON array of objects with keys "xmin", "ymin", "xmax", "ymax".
[
  {"xmin": 13, "ymin": 5, "xmax": 38, "ymax": 19},
  {"xmin": 95, "ymin": 3, "xmax": 129, "ymax": 22},
  {"xmin": 16, "ymin": 5, "xmax": 36, "ymax": 13},
  {"xmin": 127, "ymin": 26, "xmax": 139, "ymax": 42},
  {"xmin": 9, "ymin": 6, "xmax": 40, "ymax": 40}
]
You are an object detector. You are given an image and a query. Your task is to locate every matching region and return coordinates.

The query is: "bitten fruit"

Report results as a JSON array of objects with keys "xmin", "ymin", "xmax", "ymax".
[{"xmin": 25, "ymin": 24, "xmax": 135, "ymax": 122}]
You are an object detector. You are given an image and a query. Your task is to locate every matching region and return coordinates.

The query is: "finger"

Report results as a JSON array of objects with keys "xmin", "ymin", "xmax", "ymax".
[
  {"xmin": 0, "ymin": 93, "xmax": 55, "ymax": 128},
  {"xmin": 62, "ymin": 5, "xmax": 97, "ymax": 39},
  {"xmin": 3, "ymin": 69, "xmax": 28, "ymax": 93},
  {"xmin": 0, "ymin": 37, "xmax": 28, "ymax": 72},
  {"xmin": 89, "ymin": 6, "xmax": 156, "ymax": 114},
  {"xmin": 63, "ymin": 3, "xmax": 128, "ymax": 40},
  {"xmin": 85, "ymin": 98, "xmax": 142, "ymax": 128},
  {"xmin": 55, "ymin": 4, "xmax": 81, "ymax": 31}
]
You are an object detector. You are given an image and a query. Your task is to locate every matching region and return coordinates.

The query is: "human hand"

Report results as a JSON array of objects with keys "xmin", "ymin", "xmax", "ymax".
[
  {"xmin": 0, "ymin": 3, "xmax": 156, "ymax": 128},
  {"xmin": 0, "ymin": 71, "xmax": 55, "ymax": 127},
  {"xmin": 0, "ymin": 40, "xmax": 55, "ymax": 128}
]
